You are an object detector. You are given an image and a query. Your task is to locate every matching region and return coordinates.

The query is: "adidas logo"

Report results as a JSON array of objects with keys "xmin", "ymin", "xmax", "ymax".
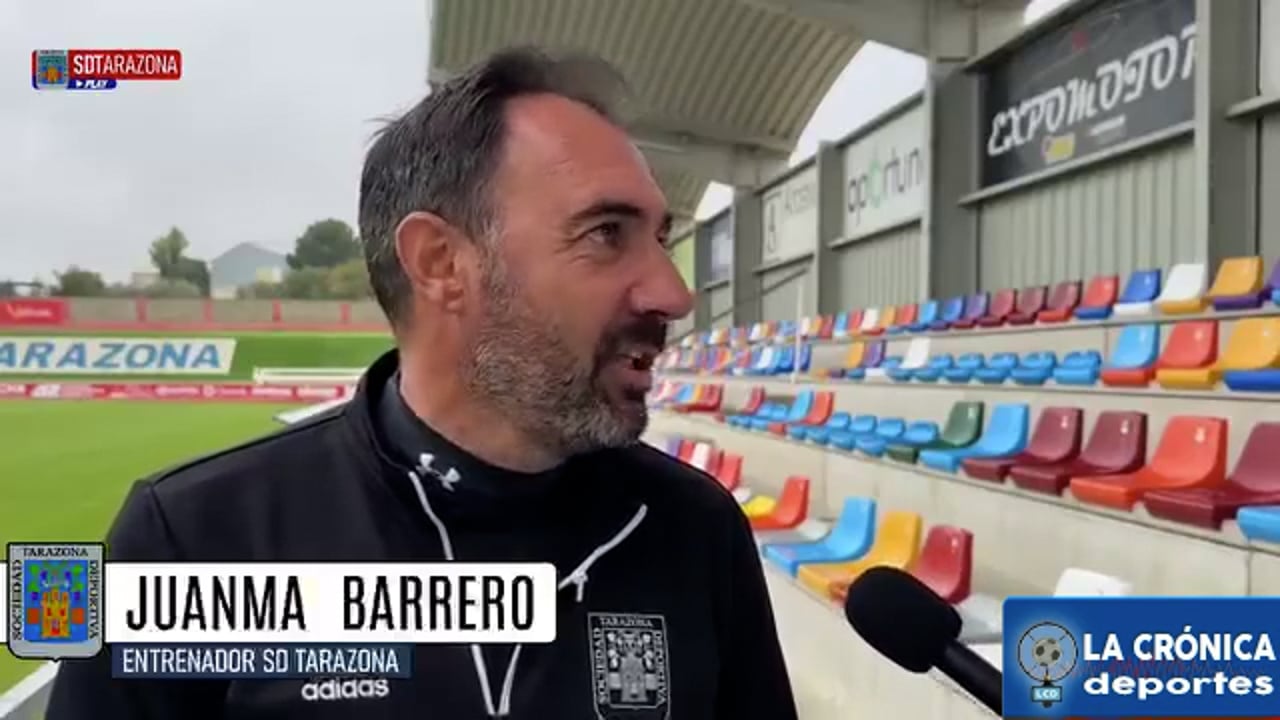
[{"xmin": 300, "ymin": 678, "xmax": 391, "ymax": 702}]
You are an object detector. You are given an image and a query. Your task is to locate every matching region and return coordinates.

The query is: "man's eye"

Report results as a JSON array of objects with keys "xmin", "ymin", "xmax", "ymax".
[{"xmin": 586, "ymin": 222, "xmax": 623, "ymax": 246}]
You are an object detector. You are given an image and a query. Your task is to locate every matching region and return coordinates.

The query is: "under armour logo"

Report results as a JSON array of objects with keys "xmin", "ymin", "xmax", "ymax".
[{"xmin": 414, "ymin": 453, "xmax": 461, "ymax": 492}]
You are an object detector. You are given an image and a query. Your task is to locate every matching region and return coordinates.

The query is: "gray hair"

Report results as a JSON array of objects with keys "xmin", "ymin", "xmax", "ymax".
[{"xmin": 358, "ymin": 46, "xmax": 630, "ymax": 328}]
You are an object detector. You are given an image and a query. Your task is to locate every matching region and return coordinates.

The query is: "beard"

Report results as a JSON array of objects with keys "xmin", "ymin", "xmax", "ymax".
[{"xmin": 460, "ymin": 250, "xmax": 667, "ymax": 457}]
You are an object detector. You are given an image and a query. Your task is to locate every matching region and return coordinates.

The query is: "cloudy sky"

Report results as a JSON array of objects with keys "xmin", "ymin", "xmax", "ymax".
[{"xmin": 1, "ymin": 0, "xmax": 1067, "ymax": 284}]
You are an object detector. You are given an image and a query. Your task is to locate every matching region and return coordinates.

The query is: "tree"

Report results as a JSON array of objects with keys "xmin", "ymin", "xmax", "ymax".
[
  {"xmin": 0, "ymin": 281, "xmax": 15, "ymax": 297},
  {"xmin": 142, "ymin": 279, "xmax": 202, "ymax": 298},
  {"xmin": 281, "ymin": 267, "xmax": 331, "ymax": 299},
  {"xmin": 175, "ymin": 257, "xmax": 210, "ymax": 297},
  {"xmin": 287, "ymin": 219, "xmax": 360, "ymax": 270},
  {"xmin": 149, "ymin": 227, "xmax": 189, "ymax": 278},
  {"xmin": 53, "ymin": 266, "xmax": 107, "ymax": 297},
  {"xmin": 326, "ymin": 258, "xmax": 373, "ymax": 299}
]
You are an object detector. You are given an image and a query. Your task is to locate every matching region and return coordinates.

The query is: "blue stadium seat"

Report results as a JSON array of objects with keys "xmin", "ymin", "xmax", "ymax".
[
  {"xmin": 805, "ymin": 412, "xmax": 852, "ymax": 445},
  {"xmin": 736, "ymin": 402, "xmax": 783, "ymax": 429},
  {"xmin": 1237, "ymin": 506, "xmax": 1280, "ymax": 545},
  {"xmin": 920, "ymin": 403, "xmax": 1030, "ymax": 473},
  {"xmin": 1011, "ymin": 351, "xmax": 1058, "ymax": 386},
  {"xmin": 856, "ymin": 418, "xmax": 906, "ymax": 456},
  {"xmin": 944, "ymin": 353, "xmax": 985, "ymax": 383},
  {"xmin": 829, "ymin": 415, "xmax": 878, "ymax": 451},
  {"xmin": 1053, "ymin": 350, "xmax": 1103, "ymax": 385},
  {"xmin": 751, "ymin": 391, "xmax": 814, "ymax": 431},
  {"xmin": 1100, "ymin": 324, "xmax": 1160, "ymax": 386},
  {"xmin": 930, "ymin": 296, "xmax": 966, "ymax": 330},
  {"xmin": 908, "ymin": 300, "xmax": 940, "ymax": 332},
  {"xmin": 974, "ymin": 353, "xmax": 1018, "ymax": 384},
  {"xmin": 1113, "ymin": 268, "xmax": 1162, "ymax": 316},
  {"xmin": 914, "ymin": 354, "xmax": 954, "ymax": 383},
  {"xmin": 762, "ymin": 497, "xmax": 877, "ymax": 575},
  {"xmin": 770, "ymin": 345, "xmax": 796, "ymax": 375}
]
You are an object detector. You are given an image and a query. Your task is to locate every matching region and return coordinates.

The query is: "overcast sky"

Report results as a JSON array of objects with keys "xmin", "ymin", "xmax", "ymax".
[{"xmin": 1, "ymin": 0, "xmax": 1068, "ymax": 284}]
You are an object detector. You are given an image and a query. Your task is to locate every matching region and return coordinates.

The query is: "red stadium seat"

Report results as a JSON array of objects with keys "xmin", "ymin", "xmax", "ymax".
[
  {"xmin": 677, "ymin": 440, "xmax": 695, "ymax": 463},
  {"xmin": 771, "ymin": 391, "xmax": 834, "ymax": 436},
  {"xmin": 909, "ymin": 526, "xmax": 973, "ymax": 604},
  {"xmin": 715, "ymin": 453, "xmax": 743, "ymax": 491},
  {"xmin": 1070, "ymin": 416, "xmax": 1228, "ymax": 511},
  {"xmin": 975, "ymin": 288, "xmax": 1017, "ymax": 327},
  {"xmin": 1143, "ymin": 423, "xmax": 1280, "ymax": 529},
  {"xmin": 1006, "ymin": 286, "xmax": 1049, "ymax": 325},
  {"xmin": 750, "ymin": 476, "xmax": 810, "ymax": 531},
  {"xmin": 1153, "ymin": 320, "xmax": 1219, "ymax": 389},
  {"xmin": 714, "ymin": 386, "xmax": 765, "ymax": 423},
  {"xmin": 1037, "ymin": 280, "xmax": 1082, "ymax": 323},
  {"xmin": 1074, "ymin": 274, "xmax": 1119, "ymax": 319},
  {"xmin": 963, "ymin": 407, "xmax": 1082, "ymax": 482},
  {"xmin": 1010, "ymin": 411, "xmax": 1147, "ymax": 496}
]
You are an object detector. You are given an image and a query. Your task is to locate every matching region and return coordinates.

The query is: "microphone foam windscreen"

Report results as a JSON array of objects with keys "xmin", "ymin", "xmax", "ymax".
[{"xmin": 842, "ymin": 566, "xmax": 963, "ymax": 674}]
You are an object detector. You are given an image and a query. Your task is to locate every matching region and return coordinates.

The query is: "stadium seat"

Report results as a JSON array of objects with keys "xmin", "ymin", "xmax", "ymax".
[
  {"xmin": 974, "ymin": 353, "xmax": 1018, "ymax": 384},
  {"xmin": 843, "ymin": 341, "xmax": 886, "ymax": 380},
  {"xmin": 1154, "ymin": 320, "xmax": 1220, "ymax": 389},
  {"xmin": 763, "ymin": 496, "xmax": 877, "ymax": 576},
  {"xmin": 929, "ymin": 295, "xmax": 968, "ymax": 330},
  {"xmin": 962, "ymin": 407, "xmax": 1082, "ymax": 482},
  {"xmin": 1009, "ymin": 411, "xmax": 1147, "ymax": 496},
  {"xmin": 1113, "ymin": 268, "xmax": 1162, "ymax": 316},
  {"xmin": 888, "ymin": 303, "xmax": 918, "ymax": 334},
  {"xmin": 1221, "ymin": 317, "xmax": 1280, "ymax": 392},
  {"xmin": 816, "ymin": 315, "xmax": 835, "ymax": 339},
  {"xmin": 676, "ymin": 440, "xmax": 696, "ymax": 463},
  {"xmin": 1053, "ymin": 350, "xmax": 1103, "ymax": 385},
  {"xmin": 715, "ymin": 453, "xmax": 743, "ymax": 492},
  {"xmin": 1037, "ymin": 280, "xmax": 1082, "ymax": 322},
  {"xmin": 688, "ymin": 442, "xmax": 723, "ymax": 476},
  {"xmin": 672, "ymin": 384, "xmax": 721, "ymax": 413},
  {"xmin": 751, "ymin": 391, "xmax": 814, "ymax": 431},
  {"xmin": 855, "ymin": 418, "xmax": 907, "ymax": 456},
  {"xmin": 1155, "ymin": 262, "xmax": 1208, "ymax": 314},
  {"xmin": 714, "ymin": 386, "xmax": 765, "ymax": 423},
  {"xmin": 805, "ymin": 412, "xmax": 852, "ymax": 445},
  {"xmin": 750, "ymin": 476, "xmax": 811, "ymax": 532},
  {"xmin": 741, "ymin": 495, "xmax": 777, "ymax": 518},
  {"xmin": 1142, "ymin": 422, "xmax": 1280, "ymax": 529},
  {"xmin": 1208, "ymin": 256, "xmax": 1268, "ymax": 311},
  {"xmin": 1010, "ymin": 351, "xmax": 1058, "ymax": 385},
  {"xmin": 949, "ymin": 292, "xmax": 990, "ymax": 330},
  {"xmin": 943, "ymin": 353, "xmax": 985, "ymax": 383},
  {"xmin": 887, "ymin": 338, "xmax": 931, "ymax": 381},
  {"xmin": 864, "ymin": 355, "xmax": 902, "ymax": 380},
  {"xmin": 958, "ymin": 567, "xmax": 1132, "ymax": 645},
  {"xmin": 1100, "ymin": 324, "xmax": 1160, "ymax": 387},
  {"xmin": 912, "ymin": 354, "xmax": 954, "ymax": 382},
  {"xmin": 863, "ymin": 306, "xmax": 895, "ymax": 335},
  {"xmin": 856, "ymin": 308, "xmax": 879, "ymax": 336},
  {"xmin": 781, "ymin": 391, "xmax": 835, "ymax": 438},
  {"xmin": 887, "ymin": 402, "xmax": 983, "ymax": 464},
  {"xmin": 1006, "ymin": 285, "xmax": 1049, "ymax": 325},
  {"xmin": 1269, "ymin": 258, "xmax": 1280, "ymax": 306},
  {"xmin": 663, "ymin": 436, "xmax": 682, "ymax": 456},
  {"xmin": 909, "ymin": 526, "xmax": 973, "ymax": 603},
  {"xmin": 814, "ymin": 342, "xmax": 865, "ymax": 379},
  {"xmin": 861, "ymin": 420, "xmax": 938, "ymax": 457},
  {"xmin": 1074, "ymin": 274, "xmax": 1119, "ymax": 320},
  {"xmin": 802, "ymin": 510, "xmax": 924, "ymax": 600},
  {"xmin": 1070, "ymin": 416, "xmax": 1228, "ymax": 510},
  {"xmin": 975, "ymin": 288, "xmax": 1017, "ymax": 327},
  {"xmin": 920, "ymin": 403, "xmax": 1029, "ymax": 473},
  {"xmin": 1237, "ymin": 506, "xmax": 1280, "ymax": 545},
  {"xmin": 909, "ymin": 300, "xmax": 939, "ymax": 332},
  {"xmin": 829, "ymin": 415, "xmax": 879, "ymax": 451}
]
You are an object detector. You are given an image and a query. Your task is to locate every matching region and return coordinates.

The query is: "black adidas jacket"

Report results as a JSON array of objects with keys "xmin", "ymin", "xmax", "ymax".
[{"xmin": 46, "ymin": 351, "xmax": 798, "ymax": 719}]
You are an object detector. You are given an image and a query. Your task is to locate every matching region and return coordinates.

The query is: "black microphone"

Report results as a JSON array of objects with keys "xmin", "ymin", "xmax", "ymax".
[{"xmin": 843, "ymin": 566, "xmax": 1003, "ymax": 716}]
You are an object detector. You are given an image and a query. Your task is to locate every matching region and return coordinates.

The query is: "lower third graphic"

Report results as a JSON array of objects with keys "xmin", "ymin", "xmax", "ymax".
[{"xmin": 7, "ymin": 542, "xmax": 104, "ymax": 660}]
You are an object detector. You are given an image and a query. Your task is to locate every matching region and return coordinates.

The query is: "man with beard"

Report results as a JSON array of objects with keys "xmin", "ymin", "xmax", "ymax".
[{"xmin": 46, "ymin": 48, "xmax": 798, "ymax": 719}]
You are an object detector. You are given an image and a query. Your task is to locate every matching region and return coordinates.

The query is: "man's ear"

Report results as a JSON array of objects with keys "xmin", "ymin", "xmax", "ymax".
[{"xmin": 395, "ymin": 211, "xmax": 467, "ymax": 312}]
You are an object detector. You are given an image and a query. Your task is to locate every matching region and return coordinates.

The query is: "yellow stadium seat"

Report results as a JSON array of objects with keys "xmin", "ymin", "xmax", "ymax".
[
  {"xmin": 1206, "ymin": 256, "xmax": 1265, "ymax": 303},
  {"xmin": 1158, "ymin": 318, "xmax": 1280, "ymax": 390},
  {"xmin": 741, "ymin": 495, "xmax": 776, "ymax": 518},
  {"xmin": 797, "ymin": 510, "xmax": 924, "ymax": 599},
  {"xmin": 864, "ymin": 306, "xmax": 896, "ymax": 336}
]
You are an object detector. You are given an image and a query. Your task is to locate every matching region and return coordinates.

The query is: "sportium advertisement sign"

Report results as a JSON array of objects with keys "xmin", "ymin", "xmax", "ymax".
[
  {"xmin": 978, "ymin": 0, "xmax": 1196, "ymax": 187},
  {"xmin": 842, "ymin": 103, "xmax": 925, "ymax": 241}
]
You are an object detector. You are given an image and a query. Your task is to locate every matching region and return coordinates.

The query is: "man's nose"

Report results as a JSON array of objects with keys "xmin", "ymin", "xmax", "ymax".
[{"xmin": 632, "ymin": 244, "xmax": 695, "ymax": 321}]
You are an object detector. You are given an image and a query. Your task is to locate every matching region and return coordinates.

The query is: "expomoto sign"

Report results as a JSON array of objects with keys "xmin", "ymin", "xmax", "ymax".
[{"xmin": 978, "ymin": 0, "xmax": 1196, "ymax": 187}]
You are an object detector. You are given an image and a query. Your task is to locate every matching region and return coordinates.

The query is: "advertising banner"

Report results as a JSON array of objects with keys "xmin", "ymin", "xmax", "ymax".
[
  {"xmin": 1003, "ymin": 596, "xmax": 1278, "ymax": 718},
  {"xmin": 843, "ymin": 104, "xmax": 925, "ymax": 240},
  {"xmin": 979, "ymin": 0, "xmax": 1196, "ymax": 187},
  {"xmin": 0, "ymin": 337, "xmax": 237, "ymax": 375},
  {"xmin": 760, "ymin": 165, "xmax": 818, "ymax": 266},
  {"xmin": 708, "ymin": 214, "xmax": 733, "ymax": 284},
  {"xmin": 0, "ymin": 298, "xmax": 68, "ymax": 326}
]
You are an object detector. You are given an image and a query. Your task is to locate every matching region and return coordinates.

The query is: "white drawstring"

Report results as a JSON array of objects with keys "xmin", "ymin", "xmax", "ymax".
[{"xmin": 407, "ymin": 458, "xmax": 648, "ymax": 717}]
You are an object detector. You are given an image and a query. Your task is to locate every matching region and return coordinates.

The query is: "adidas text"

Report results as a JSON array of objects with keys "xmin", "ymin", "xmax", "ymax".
[{"xmin": 301, "ymin": 678, "xmax": 391, "ymax": 701}]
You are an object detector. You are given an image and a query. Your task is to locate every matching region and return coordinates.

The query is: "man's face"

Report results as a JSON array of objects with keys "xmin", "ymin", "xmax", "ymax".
[{"xmin": 460, "ymin": 93, "xmax": 693, "ymax": 456}]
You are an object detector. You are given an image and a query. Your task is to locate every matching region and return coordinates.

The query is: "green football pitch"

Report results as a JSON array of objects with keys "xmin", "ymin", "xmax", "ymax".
[{"xmin": 0, "ymin": 399, "xmax": 296, "ymax": 692}]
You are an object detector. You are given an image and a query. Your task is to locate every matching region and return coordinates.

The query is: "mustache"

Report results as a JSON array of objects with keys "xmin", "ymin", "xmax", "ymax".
[{"xmin": 598, "ymin": 315, "xmax": 668, "ymax": 357}]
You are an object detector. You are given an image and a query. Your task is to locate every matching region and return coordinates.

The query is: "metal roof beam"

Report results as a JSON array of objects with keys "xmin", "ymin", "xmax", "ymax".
[{"xmin": 633, "ymin": 128, "xmax": 790, "ymax": 190}]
